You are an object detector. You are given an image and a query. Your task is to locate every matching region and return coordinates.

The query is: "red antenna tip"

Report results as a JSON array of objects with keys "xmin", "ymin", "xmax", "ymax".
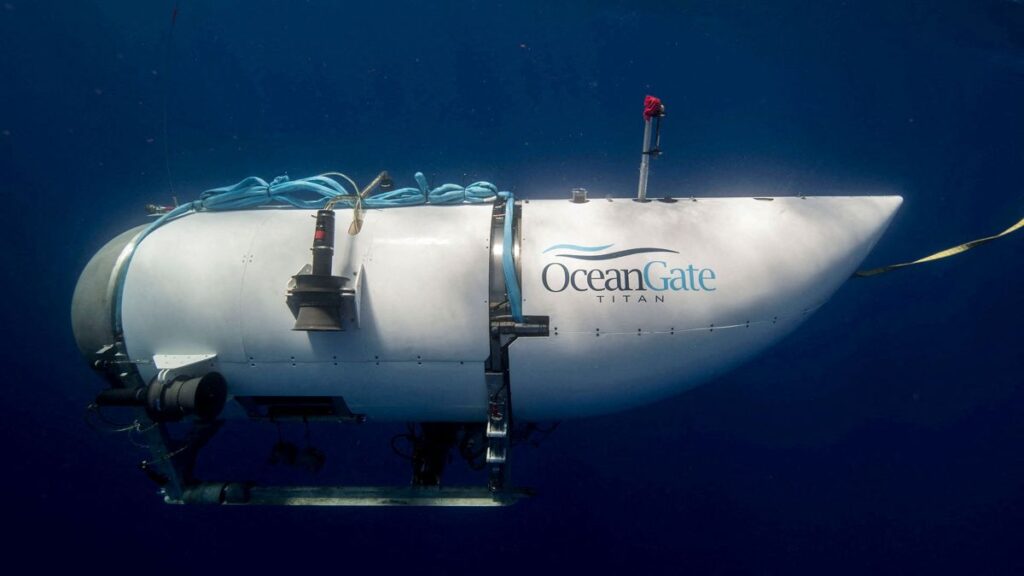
[{"xmin": 644, "ymin": 95, "xmax": 664, "ymax": 120}]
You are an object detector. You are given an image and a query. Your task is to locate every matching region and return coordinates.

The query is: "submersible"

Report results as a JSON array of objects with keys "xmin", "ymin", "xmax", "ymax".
[{"xmin": 71, "ymin": 97, "xmax": 902, "ymax": 505}]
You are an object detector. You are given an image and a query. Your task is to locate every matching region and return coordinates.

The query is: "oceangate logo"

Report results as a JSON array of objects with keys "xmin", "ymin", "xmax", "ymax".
[{"xmin": 541, "ymin": 243, "xmax": 717, "ymax": 304}]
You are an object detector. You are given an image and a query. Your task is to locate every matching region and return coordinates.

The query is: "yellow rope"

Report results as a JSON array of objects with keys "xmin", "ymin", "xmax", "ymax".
[{"xmin": 855, "ymin": 216, "xmax": 1024, "ymax": 277}]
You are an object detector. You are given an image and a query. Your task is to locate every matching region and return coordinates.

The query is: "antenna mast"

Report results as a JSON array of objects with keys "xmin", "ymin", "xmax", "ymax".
[{"xmin": 636, "ymin": 95, "xmax": 665, "ymax": 202}]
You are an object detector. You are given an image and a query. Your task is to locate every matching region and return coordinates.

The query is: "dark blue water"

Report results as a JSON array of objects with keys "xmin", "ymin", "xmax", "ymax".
[{"xmin": 3, "ymin": 1, "xmax": 1022, "ymax": 573}]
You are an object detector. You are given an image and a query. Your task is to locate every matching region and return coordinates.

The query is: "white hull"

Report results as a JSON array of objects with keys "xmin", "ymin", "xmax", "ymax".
[{"xmin": 87, "ymin": 195, "xmax": 901, "ymax": 421}]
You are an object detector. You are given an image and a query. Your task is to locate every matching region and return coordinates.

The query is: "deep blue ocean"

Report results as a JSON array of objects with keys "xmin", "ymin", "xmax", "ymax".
[{"xmin": 2, "ymin": 1, "xmax": 1022, "ymax": 573}]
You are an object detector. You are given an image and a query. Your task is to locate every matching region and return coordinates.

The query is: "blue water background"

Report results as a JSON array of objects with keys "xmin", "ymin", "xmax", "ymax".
[{"xmin": 2, "ymin": 1, "xmax": 1022, "ymax": 573}]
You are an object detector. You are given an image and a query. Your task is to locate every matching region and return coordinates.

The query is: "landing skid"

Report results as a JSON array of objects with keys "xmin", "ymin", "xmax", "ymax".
[
  {"xmin": 125, "ymin": 415, "xmax": 531, "ymax": 507},
  {"xmin": 174, "ymin": 484, "xmax": 532, "ymax": 507}
]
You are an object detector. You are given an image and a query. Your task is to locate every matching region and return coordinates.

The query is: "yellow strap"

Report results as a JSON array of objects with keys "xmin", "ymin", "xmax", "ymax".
[{"xmin": 855, "ymin": 216, "xmax": 1024, "ymax": 278}]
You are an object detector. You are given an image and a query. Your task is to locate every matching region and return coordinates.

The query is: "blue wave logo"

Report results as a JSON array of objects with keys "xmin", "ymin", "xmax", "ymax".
[
  {"xmin": 543, "ymin": 243, "xmax": 679, "ymax": 261},
  {"xmin": 540, "ymin": 242, "xmax": 716, "ymax": 294},
  {"xmin": 542, "ymin": 243, "xmax": 615, "ymax": 254}
]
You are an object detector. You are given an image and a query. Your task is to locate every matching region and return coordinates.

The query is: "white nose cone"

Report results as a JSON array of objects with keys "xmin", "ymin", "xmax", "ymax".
[{"xmin": 511, "ymin": 195, "xmax": 903, "ymax": 419}]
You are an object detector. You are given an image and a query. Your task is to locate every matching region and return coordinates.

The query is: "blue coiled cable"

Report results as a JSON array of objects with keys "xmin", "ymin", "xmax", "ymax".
[{"xmin": 114, "ymin": 171, "xmax": 524, "ymax": 333}]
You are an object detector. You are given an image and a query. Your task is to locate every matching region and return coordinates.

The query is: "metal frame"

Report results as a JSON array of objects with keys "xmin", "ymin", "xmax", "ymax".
[{"xmin": 90, "ymin": 199, "xmax": 546, "ymax": 506}]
